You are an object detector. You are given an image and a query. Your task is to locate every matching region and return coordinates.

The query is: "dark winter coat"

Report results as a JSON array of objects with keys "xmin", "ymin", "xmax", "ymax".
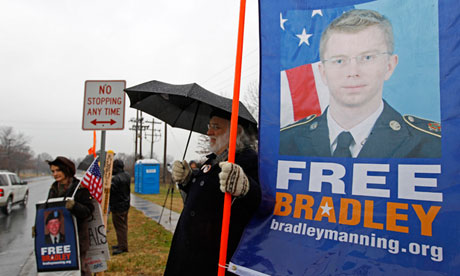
[
  {"xmin": 109, "ymin": 165, "xmax": 131, "ymax": 213},
  {"xmin": 164, "ymin": 148, "xmax": 261, "ymax": 276},
  {"xmin": 47, "ymin": 177, "xmax": 94, "ymax": 255}
]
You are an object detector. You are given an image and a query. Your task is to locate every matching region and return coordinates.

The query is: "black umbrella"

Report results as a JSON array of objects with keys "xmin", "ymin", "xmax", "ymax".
[{"xmin": 124, "ymin": 80, "xmax": 257, "ymax": 136}]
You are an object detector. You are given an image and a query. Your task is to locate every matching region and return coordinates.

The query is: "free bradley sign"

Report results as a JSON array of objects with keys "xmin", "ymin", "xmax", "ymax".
[{"xmin": 82, "ymin": 80, "xmax": 126, "ymax": 130}]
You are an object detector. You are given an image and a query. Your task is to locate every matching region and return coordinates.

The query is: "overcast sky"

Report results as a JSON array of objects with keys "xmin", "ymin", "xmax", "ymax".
[{"xmin": 0, "ymin": 0, "xmax": 259, "ymax": 163}]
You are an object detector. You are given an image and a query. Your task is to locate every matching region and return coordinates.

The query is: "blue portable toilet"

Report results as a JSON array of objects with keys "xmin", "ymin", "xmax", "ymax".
[{"xmin": 134, "ymin": 159, "xmax": 160, "ymax": 194}]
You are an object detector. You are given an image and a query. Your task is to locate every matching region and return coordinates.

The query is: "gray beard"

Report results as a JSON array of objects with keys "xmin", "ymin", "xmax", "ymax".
[
  {"xmin": 209, "ymin": 142, "xmax": 228, "ymax": 154},
  {"xmin": 208, "ymin": 131, "xmax": 230, "ymax": 154}
]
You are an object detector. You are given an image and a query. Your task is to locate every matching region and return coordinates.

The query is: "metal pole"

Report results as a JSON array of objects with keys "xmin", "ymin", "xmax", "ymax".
[
  {"xmin": 139, "ymin": 112, "xmax": 143, "ymax": 159},
  {"xmin": 163, "ymin": 122, "xmax": 167, "ymax": 184},
  {"xmin": 100, "ymin": 130, "xmax": 106, "ymax": 177},
  {"xmin": 150, "ymin": 118, "xmax": 154, "ymax": 159},
  {"xmin": 135, "ymin": 110, "xmax": 139, "ymax": 161}
]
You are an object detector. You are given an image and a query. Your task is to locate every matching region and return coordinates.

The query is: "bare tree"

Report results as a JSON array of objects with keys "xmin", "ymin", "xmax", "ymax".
[
  {"xmin": 34, "ymin": 152, "xmax": 53, "ymax": 175},
  {"xmin": 0, "ymin": 126, "xmax": 34, "ymax": 173},
  {"xmin": 242, "ymin": 80, "xmax": 259, "ymax": 122},
  {"xmin": 195, "ymin": 134, "xmax": 210, "ymax": 157}
]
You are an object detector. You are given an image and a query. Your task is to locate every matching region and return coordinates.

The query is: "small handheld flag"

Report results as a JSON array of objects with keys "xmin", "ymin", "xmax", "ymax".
[{"xmin": 80, "ymin": 157, "xmax": 103, "ymax": 204}]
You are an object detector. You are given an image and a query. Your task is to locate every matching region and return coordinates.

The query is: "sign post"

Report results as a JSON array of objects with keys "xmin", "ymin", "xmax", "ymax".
[
  {"xmin": 82, "ymin": 80, "xmax": 126, "ymax": 175},
  {"xmin": 81, "ymin": 81, "xmax": 124, "ymax": 275},
  {"xmin": 82, "ymin": 80, "xmax": 126, "ymax": 131}
]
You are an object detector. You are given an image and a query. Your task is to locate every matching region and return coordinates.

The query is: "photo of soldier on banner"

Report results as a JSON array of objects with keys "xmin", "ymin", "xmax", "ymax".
[
  {"xmin": 44, "ymin": 210, "xmax": 66, "ymax": 245},
  {"xmin": 34, "ymin": 198, "xmax": 80, "ymax": 274},
  {"xmin": 227, "ymin": 0, "xmax": 460, "ymax": 275},
  {"xmin": 278, "ymin": 4, "xmax": 441, "ymax": 158}
]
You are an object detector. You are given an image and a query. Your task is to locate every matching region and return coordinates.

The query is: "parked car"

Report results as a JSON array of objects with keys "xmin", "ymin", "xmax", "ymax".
[{"xmin": 0, "ymin": 170, "xmax": 29, "ymax": 215}]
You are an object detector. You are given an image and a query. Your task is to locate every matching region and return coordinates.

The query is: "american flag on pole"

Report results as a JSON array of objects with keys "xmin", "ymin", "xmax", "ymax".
[
  {"xmin": 80, "ymin": 157, "xmax": 103, "ymax": 204},
  {"xmin": 280, "ymin": 7, "xmax": 354, "ymax": 127}
]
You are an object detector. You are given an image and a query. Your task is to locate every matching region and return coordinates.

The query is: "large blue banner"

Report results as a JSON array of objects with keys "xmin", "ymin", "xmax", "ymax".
[{"xmin": 229, "ymin": 0, "xmax": 460, "ymax": 275}]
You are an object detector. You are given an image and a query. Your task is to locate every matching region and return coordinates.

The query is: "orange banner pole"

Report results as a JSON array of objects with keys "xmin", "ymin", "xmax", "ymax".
[
  {"xmin": 92, "ymin": 130, "xmax": 97, "ymax": 157},
  {"xmin": 88, "ymin": 130, "xmax": 97, "ymax": 157},
  {"xmin": 218, "ymin": 0, "xmax": 247, "ymax": 274}
]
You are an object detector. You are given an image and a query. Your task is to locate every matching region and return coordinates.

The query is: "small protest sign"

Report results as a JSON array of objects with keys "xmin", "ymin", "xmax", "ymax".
[
  {"xmin": 85, "ymin": 199, "xmax": 110, "ymax": 273},
  {"xmin": 35, "ymin": 198, "xmax": 80, "ymax": 275}
]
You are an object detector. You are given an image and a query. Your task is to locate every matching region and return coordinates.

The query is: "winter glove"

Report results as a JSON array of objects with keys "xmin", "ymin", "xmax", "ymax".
[
  {"xmin": 66, "ymin": 199, "xmax": 75, "ymax": 210},
  {"xmin": 172, "ymin": 160, "xmax": 191, "ymax": 184},
  {"xmin": 219, "ymin": 161, "xmax": 249, "ymax": 197}
]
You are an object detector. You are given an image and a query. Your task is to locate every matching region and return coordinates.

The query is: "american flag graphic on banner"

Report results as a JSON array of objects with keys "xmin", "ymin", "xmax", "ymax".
[
  {"xmin": 280, "ymin": 7, "xmax": 354, "ymax": 127},
  {"xmin": 81, "ymin": 157, "xmax": 103, "ymax": 203}
]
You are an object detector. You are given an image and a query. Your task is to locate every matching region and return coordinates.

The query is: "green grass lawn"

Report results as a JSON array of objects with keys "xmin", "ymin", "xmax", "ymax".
[
  {"xmin": 106, "ymin": 207, "xmax": 173, "ymax": 275},
  {"xmin": 105, "ymin": 182, "xmax": 184, "ymax": 275}
]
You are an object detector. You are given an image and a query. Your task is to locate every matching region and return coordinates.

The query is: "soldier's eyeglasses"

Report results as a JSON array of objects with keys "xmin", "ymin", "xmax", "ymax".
[{"xmin": 322, "ymin": 52, "xmax": 390, "ymax": 68}]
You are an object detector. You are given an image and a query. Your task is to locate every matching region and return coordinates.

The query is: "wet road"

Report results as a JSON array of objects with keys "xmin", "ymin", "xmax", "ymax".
[{"xmin": 0, "ymin": 176, "xmax": 52, "ymax": 276}]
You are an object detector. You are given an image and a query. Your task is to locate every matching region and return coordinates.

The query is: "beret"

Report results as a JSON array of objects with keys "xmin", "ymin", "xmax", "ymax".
[{"xmin": 46, "ymin": 210, "xmax": 61, "ymax": 224}]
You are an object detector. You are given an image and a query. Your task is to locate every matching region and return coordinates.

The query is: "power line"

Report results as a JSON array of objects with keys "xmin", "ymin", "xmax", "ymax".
[{"xmin": 201, "ymin": 47, "xmax": 259, "ymax": 88}]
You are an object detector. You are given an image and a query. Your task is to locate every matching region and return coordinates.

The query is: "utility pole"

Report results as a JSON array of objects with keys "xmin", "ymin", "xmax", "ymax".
[
  {"xmin": 129, "ymin": 111, "xmax": 149, "ymax": 161},
  {"xmin": 129, "ymin": 112, "xmax": 139, "ymax": 161},
  {"xmin": 163, "ymin": 123, "xmax": 167, "ymax": 184},
  {"xmin": 139, "ymin": 111, "xmax": 144, "ymax": 159},
  {"xmin": 144, "ymin": 118, "xmax": 162, "ymax": 159},
  {"xmin": 150, "ymin": 121, "xmax": 154, "ymax": 158},
  {"xmin": 135, "ymin": 111, "xmax": 139, "ymax": 160}
]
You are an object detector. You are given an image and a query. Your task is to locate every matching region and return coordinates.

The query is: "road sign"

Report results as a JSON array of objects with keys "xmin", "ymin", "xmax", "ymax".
[{"xmin": 82, "ymin": 80, "xmax": 126, "ymax": 130}]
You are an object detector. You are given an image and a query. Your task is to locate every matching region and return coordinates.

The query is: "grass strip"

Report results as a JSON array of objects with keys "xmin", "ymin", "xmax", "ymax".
[
  {"xmin": 104, "ymin": 182, "xmax": 184, "ymax": 274},
  {"xmin": 105, "ymin": 207, "xmax": 173, "ymax": 275}
]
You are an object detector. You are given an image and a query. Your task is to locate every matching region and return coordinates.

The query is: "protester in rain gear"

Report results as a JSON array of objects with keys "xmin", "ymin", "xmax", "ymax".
[
  {"xmin": 109, "ymin": 159, "xmax": 131, "ymax": 255},
  {"xmin": 164, "ymin": 110, "xmax": 261, "ymax": 276}
]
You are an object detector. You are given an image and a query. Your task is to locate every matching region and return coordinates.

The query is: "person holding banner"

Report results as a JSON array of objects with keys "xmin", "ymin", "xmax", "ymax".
[
  {"xmin": 164, "ymin": 110, "xmax": 260, "ymax": 276},
  {"xmin": 46, "ymin": 156, "xmax": 94, "ymax": 276},
  {"xmin": 279, "ymin": 9, "xmax": 441, "ymax": 158}
]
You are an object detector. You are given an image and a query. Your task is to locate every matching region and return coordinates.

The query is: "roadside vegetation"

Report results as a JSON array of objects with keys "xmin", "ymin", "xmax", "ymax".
[
  {"xmin": 106, "ymin": 207, "xmax": 172, "ymax": 275},
  {"xmin": 105, "ymin": 182, "xmax": 183, "ymax": 275}
]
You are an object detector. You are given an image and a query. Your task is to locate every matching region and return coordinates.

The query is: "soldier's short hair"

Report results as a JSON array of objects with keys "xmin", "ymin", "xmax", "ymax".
[{"xmin": 319, "ymin": 9, "xmax": 394, "ymax": 60}]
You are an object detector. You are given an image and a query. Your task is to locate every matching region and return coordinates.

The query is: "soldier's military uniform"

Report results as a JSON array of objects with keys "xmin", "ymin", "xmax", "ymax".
[{"xmin": 279, "ymin": 101, "xmax": 441, "ymax": 158}]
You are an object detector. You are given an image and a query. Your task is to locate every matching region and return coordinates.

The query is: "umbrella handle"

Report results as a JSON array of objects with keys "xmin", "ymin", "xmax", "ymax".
[{"xmin": 182, "ymin": 102, "xmax": 201, "ymax": 161}]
